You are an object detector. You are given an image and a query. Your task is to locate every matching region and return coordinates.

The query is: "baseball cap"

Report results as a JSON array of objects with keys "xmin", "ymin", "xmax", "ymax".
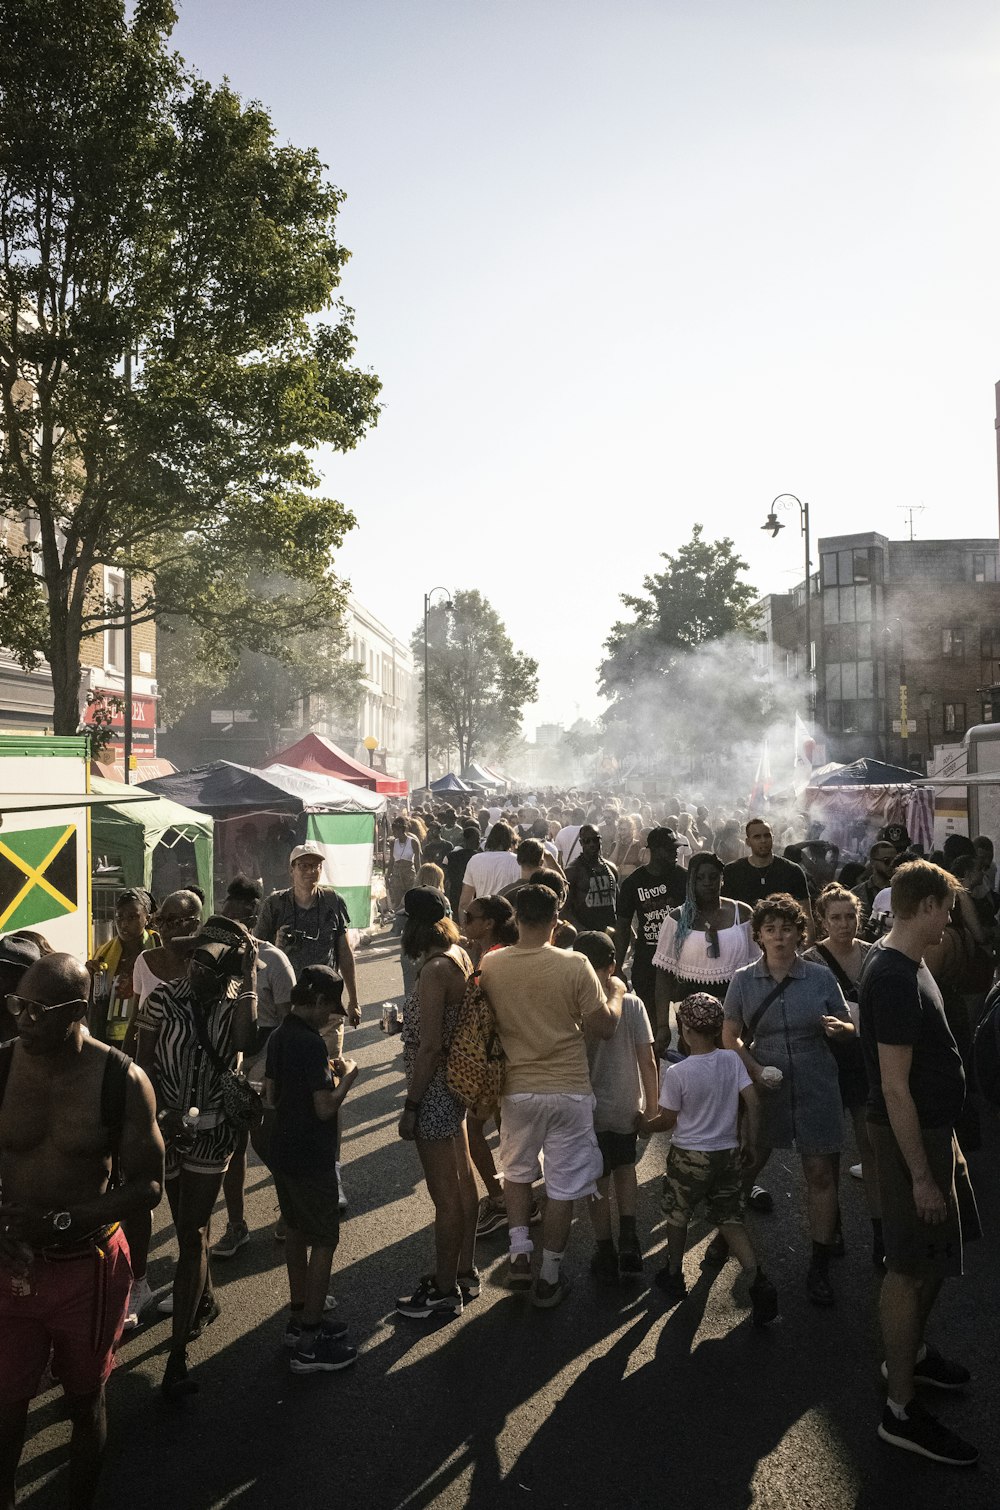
[
  {"xmin": 0, "ymin": 934, "xmax": 43, "ymax": 970},
  {"xmin": 403, "ymin": 886, "xmax": 449, "ymax": 923},
  {"xmin": 647, "ymin": 827, "xmax": 680, "ymax": 851},
  {"xmin": 289, "ymin": 843, "xmax": 326, "ymax": 866}
]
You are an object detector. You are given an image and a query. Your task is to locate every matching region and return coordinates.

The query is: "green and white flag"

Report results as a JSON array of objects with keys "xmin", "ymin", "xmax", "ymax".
[{"xmin": 304, "ymin": 813, "xmax": 375, "ymax": 928}]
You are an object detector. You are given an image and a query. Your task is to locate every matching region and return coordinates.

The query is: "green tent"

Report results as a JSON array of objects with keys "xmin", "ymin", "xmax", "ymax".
[{"xmin": 90, "ymin": 777, "xmax": 214, "ymax": 894}]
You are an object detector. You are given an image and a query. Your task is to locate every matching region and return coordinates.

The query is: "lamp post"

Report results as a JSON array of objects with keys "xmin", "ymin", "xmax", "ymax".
[
  {"xmin": 761, "ymin": 493, "xmax": 812, "ymax": 700},
  {"xmin": 363, "ymin": 734, "xmax": 378, "ymax": 769},
  {"xmin": 423, "ymin": 587, "xmax": 452, "ymax": 791}
]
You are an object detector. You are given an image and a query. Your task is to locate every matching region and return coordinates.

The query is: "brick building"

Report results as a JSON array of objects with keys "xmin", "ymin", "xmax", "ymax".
[
  {"xmin": 754, "ymin": 533, "xmax": 1000, "ymax": 769},
  {"xmin": 0, "ymin": 515, "xmax": 159, "ymax": 774}
]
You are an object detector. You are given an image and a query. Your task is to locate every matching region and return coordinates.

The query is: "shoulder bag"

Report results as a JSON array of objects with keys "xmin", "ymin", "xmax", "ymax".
[{"xmin": 190, "ymin": 997, "xmax": 263, "ymax": 1132}]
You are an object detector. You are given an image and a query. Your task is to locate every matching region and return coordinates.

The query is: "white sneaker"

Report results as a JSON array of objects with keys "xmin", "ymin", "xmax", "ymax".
[
  {"xmin": 849, "ymin": 1163, "xmax": 864, "ymax": 1180},
  {"xmin": 337, "ymin": 1165, "xmax": 348, "ymax": 1211},
  {"xmin": 123, "ymin": 1274, "xmax": 154, "ymax": 1330},
  {"xmin": 157, "ymin": 1289, "xmax": 174, "ymax": 1315}
]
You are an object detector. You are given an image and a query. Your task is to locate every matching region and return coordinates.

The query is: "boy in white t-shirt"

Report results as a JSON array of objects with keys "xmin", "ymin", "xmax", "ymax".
[
  {"xmin": 640, "ymin": 992, "xmax": 779, "ymax": 1328},
  {"xmin": 574, "ymin": 932, "xmax": 658, "ymax": 1283}
]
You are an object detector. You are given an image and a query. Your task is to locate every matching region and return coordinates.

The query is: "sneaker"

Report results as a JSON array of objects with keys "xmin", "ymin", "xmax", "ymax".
[
  {"xmin": 528, "ymin": 1199, "xmax": 543, "ymax": 1226},
  {"xmin": 805, "ymin": 1264, "xmax": 835, "ymax": 1308},
  {"xmin": 531, "ymin": 1273, "xmax": 570, "ymax": 1309},
  {"xmin": 157, "ymin": 1290, "xmax": 174, "ymax": 1316},
  {"xmin": 748, "ymin": 1270, "xmax": 779, "ymax": 1328},
  {"xmin": 653, "ymin": 1266, "xmax": 687, "ymax": 1304},
  {"xmin": 457, "ymin": 1267, "xmax": 481, "ymax": 1300},
  {"xmin": 188, "ymin": 1293, "xmax": 221, "ymax": 1341},
  {"xmin": 590, "ymin": 1245, "xmax": 620, "ymax": 1284},
  {"xmin": 285, "ymin": 1316, "xmax": 349, "ymax": 1349},
  {"xmin": 702, "ymin": 1232, "xmax": 729, "ymax": 1267},
  {"xmin": 337, "ymin": 1168, "xmax": 347, "ymax": 1211},
  {"xmin": 747, "ymin": 1185, "xmax": 773, "ymax": 1214},
  {"xmin": 274, "ymin": 1219, "xmax": 287, "ymax": 1243},
  {"xmin": 849, "ymin": 1162, "xmax": 864, "ymax": 1180},
  {"xmin": 477, "ymin": 1198, "xmax": 507, "ymax": 1237},
  {"xmin": 877, "ymin": 1399, "xmax": 978, "ymax": 1465},
  {"xmin": 290, "ymin": 1328, "xmax": 358, "ymax": 1374},
  {"xmin": 617, "ymin": 1238, "xmax": 643, "ymax": 1276},
  {"xmin": 122, "ymin": 1274, "xmax": 154, "ymax": 1331},
  {"xmin": 211, "ymin": 1220, "xmax": 250, "ymax": 1259},
  {"xmin": 507, "ymin": 1253, "xmax": 533, "ymax": 1289},
  {"xmin": 880, "ymin": 1346, "xmax": 971, "ymax": 1393},
  {"xmin": 395, "ymin": 1278, "xmax": 463, "ymax": 1319}
]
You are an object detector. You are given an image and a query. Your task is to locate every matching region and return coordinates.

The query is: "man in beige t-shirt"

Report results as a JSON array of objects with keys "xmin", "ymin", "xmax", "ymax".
[{"xmin": 481, "ymin": 885, "xmax": 622, "ymax": 1308}]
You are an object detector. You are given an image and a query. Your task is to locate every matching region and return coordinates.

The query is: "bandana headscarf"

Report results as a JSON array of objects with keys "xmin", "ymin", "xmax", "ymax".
[{"xmin": 676, "ymin": 992, "xmax": 724, "ymax": 1035}]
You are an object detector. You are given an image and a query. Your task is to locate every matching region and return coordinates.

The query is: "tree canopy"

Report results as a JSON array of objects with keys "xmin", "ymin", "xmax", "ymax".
[
  {"xmin": 0, "ymin": 0, "xmax": 381, "ymax": 730},
  {"xmin": 412, "ymin": 590, "xmax": 539, "ymax": 772},
  {"xmin": 600, "ymin": 525, "xmax": 768, "ymax": 763}
]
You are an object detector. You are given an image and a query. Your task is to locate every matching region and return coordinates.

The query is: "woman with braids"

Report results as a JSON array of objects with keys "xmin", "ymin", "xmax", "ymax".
[
  {"xmin": 651, "ymin": 852, "xmax": 758, "ymax": 1056},
  {"xmin": 722, "ymin": 894, "xmax": 854, "ymax": 1308},
  {"xmin": 87, "ymin": 888, "xmax": 157, "ymax": 1048}
]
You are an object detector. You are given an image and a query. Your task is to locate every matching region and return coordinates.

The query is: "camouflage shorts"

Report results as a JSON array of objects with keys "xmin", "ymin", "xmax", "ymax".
[{"xmin": 661, "ymin": 1144, "xmax": 745, "ymax": 1227}]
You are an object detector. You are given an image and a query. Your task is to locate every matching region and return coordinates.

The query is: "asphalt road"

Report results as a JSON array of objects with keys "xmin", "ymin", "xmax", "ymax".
[{"xmin": 17, "ymin": 937, "xmax": 1000, "ymax": 1510}]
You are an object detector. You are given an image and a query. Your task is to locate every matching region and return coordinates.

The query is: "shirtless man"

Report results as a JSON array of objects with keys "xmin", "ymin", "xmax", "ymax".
[{"xmin": 0, "ymin": 954, "xmax": 164, "ymax": 1510}]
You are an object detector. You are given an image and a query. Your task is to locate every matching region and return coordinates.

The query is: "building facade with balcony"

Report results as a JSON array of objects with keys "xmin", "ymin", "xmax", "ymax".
[{"xmin": 755, "ymin": 533, "xmax": 1000, "ymax": 768}]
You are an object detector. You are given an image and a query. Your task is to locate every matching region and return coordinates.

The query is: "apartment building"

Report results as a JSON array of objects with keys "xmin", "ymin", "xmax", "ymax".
[{"xmin": 754, "ymin": 533, "xmax": 1000, "ymax": 768}]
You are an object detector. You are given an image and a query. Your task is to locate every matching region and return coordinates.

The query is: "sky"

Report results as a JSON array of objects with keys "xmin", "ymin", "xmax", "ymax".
[{"xmin": 172, "ymin": 0, "xmax": 1000, "ymax": 735}]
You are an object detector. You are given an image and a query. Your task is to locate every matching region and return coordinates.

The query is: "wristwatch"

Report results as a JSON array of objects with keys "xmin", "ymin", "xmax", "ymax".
[{"xmin": 45, "ymin": 1210, "xmax": 72, "ymax": 1235}]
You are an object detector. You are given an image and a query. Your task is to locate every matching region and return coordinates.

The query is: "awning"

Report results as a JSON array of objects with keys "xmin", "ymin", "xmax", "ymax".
[
  {"xmin": 268, "ymin": 733, "xmax": 407, "ymax": 796},
  {"xmin": 139, "ymin": 760, "xmax": 386, "ymax": 816},
  {"xmin": 90, "ymin": 778, "xmax": 213, "ymax": 891},
  {"xmin": 1, "ymin": 790, "xmax": 158, "ymax": 814},
  {"xmin": 91, "ymin": 757, "xmax": 177, "ymax": 784}
]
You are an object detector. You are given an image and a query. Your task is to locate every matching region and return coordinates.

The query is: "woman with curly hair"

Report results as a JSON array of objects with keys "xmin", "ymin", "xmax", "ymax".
[{"xmin": 721, "ymin": 893, "xmax": 855, "ymax": 1306}]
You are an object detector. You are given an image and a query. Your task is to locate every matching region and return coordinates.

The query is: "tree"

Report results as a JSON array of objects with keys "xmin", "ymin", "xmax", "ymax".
[
  {"xmin": 412, "ymin": 590, "xmax": 539, "ymax": 772},
  {"xmin": 599, "ymin": 525, "xmax": 769, "ymax": 765},
  {"xmin": 0, "ymin": 0, "xmax": 382, "ymax": 731}
]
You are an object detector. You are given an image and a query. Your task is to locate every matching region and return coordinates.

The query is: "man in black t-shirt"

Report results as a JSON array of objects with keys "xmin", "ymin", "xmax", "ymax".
[
  {"xmin": 857, "ymin": 860, "xmax": 978, "ymax": 1468},
  {"xmin": 723, "ymin": 819, "xmax": 813, "ymax": 934},
  {"xmin": 614, "ymin": 828, "xmax": 687, "ymax": 1014},
  {"xmin": 564, "ymin": 826, "xmax": 619, "ymax": 932},
  {"xmin": 444, "ymin": 826, "xmax": 482, "ymax": 914}
]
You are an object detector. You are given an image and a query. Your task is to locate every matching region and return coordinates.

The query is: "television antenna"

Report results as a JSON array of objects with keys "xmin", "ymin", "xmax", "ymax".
[{"xmin": 899, "ymin": 504, "xmax": 925, "ymax": 540}]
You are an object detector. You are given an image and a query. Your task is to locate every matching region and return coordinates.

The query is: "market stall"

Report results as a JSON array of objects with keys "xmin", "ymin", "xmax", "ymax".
[
  {"xmin": 268, "ymin": 732, "xmax": 408, "ymax": 796},
  {"xmin": 139, "ymin": 761, "xmax": 385, "ymax": 926},
  {"xmin": 90, "ymin": 777, "xmax": 214, "ymax": 938},
  {"xmin": 806, "ymin": 757, "xmax": 935, "ymax": 858}
]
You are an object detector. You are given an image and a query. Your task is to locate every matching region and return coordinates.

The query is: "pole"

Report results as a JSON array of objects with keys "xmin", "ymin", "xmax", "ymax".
[
  {"xmin": 802, "ymin": 499, "xmax": 811, "ymax": 703},
  {"xmin": 899, "ymin": 654, "xmax": 908, "ymax": 765},
  {"xmin": 423, "ymin": 591, "xmax": 430, "ymax": 791},
  {"xmin": 123, "ymin": 347, "xmax": 133, "ymax": 785}
]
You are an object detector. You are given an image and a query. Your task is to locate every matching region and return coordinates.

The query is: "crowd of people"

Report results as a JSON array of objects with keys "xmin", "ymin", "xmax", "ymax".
[{"xmin": 0, "ymin": 786, "xmax": 995, "ymax": 1505}]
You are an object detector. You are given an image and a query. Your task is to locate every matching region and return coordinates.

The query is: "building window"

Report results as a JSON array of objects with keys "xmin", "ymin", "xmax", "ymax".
[
  {"xmin": 972, "ymin": 553, "xmax": 997, "ymax": 583},
  {"xmin": 941, "ymin": 628, "xmax": 965, "ymax": 659},
  {"xmin": 105, "ymin": 569, "xmax": 125, "ymax": 671},
  {"xmin": 943, "ymin": 702, "xmax": 966, "ymax": 735}
]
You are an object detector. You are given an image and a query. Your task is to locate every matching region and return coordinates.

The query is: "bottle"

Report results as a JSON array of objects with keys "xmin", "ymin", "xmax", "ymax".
[{"xmin": 182, "ymin": 1106, "xmax": 200, "ymax": 1131}]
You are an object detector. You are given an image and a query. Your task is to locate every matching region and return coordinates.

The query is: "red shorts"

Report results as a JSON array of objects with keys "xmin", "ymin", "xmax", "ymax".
[{"xmin": 0, "ymin": 1226, "xmax": 132, "ymax": 1404}]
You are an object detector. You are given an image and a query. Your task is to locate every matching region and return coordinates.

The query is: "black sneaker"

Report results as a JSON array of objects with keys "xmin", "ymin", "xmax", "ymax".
[
  {"xmin": 284, "ymin": 1316, "xmax": 348, "ymax": 1350},
  {"xmin": 457, "ymin": 1268, "xmax": 481, "ymax": 1301},
  {"xmin": 590, "ymin": 1245, "xmax": 619, "ymax": 1284},
  {"xmin": 476, "ymin": 1198, "xmax": 507, "ymax": 1237},
  {"xmin": 747, "ymin": 1185, "xmax": 773, "ymax": 1213},
  {"xmin": 395, "ymin": 1278, "xmax": 463, "ymax": 1319},
  {"xmin": 748, "ymin": 1270, "xmax": 779, "ymax": 1327},
  {"xmin": 702, "ymin": 1233, "xmax": 729, "ymax": 1267},
  {"xmin": 617, "ymin": 1238, "xmax": 643, "ymax": 1276},
  {"xmin": 290, "ymin": 1327, "xmax": 358, "ymax": 1375},
  {"xmin": 880, "ymin": 1346, "xmax": 971, "ymax": 1393},
  {"xmin": 653, "ymin": 1266, "xmax": 687, "ymax": 1304},
  {"xmin": 877, "ymin": 1399, "xmax": 978, "ymax": 1465},
  {"xmin": 805, "ymin": 1264, "xmax": 835, "ymax": 1308}
]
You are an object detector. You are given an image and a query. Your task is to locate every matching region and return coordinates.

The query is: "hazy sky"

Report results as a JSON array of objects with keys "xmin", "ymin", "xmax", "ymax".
[{"xmin": 173, "ymin": 0, "xmax": 1000, "ymax": 733}]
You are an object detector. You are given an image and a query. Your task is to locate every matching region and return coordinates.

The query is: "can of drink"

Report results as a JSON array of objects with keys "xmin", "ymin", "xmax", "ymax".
[{"xmin": 380, "ymin": 1002, "xmax": 394, "ymax": 1033}]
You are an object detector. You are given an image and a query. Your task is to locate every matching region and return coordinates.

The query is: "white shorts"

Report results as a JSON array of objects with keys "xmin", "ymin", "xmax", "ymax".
[{"xmin": 499, "ymin": 1092, "xmax": 603, "ymax": 1202}]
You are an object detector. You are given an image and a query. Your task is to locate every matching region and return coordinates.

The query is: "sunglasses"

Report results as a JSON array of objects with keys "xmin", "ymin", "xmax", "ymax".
[
  {"xmin": 6, "ymin": 993, "xmax": 87, "ymax": 1023},
  {"xmin": 704, "ymin": 924, "xmax": 720, "ymax": 959}
]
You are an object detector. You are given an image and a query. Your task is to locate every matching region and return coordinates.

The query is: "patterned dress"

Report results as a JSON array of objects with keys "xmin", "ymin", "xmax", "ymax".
[
  {"xmin": 137, "ymin": 979, "xmax": 242, "ymax": 1176},
  {"xmin": 401, "ymin": 945, "xmax": 473, "ymax": 1140}
]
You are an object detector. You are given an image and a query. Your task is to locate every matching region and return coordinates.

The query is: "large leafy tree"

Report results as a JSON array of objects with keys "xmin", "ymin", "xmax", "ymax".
[
  {"xmin": 0, "ymin": 0, "xmax": 381, "ymax": 731},
  {"xmin": 600, "ymin": 525, "xmax": 768, "ymax": 762},
  {"xmin": 412, "ymin": 590, "xmax": 539, "ymax": 772}
]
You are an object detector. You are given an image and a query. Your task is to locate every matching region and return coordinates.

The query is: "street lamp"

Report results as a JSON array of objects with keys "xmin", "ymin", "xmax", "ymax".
[
  {"xmin": 423, "ymin": 587, "xmax": 452, "ymax": 790},
  {"xmin": 363, "ymin": 734, "xmax": 378, "ymax": 769},
  {"xmin": 761, "ymin": 493, "xmax": 812, "ymax": 689}
]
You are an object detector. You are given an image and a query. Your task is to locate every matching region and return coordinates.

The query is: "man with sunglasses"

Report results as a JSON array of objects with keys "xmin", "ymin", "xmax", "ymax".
[
  {"xmin": 564, "ymin": 826, "xmax": 619, "ymax": 934},
  {"xmin": 0, "ymin": 953, "xmax": 164, "ymax": 1508}
]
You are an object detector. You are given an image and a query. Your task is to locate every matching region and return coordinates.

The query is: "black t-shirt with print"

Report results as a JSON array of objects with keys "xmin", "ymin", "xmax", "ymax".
[
  {"xmin": 858, "ymin": 942, "xmax": 965, "ymax": 1129},
  {"xmin": 616, "ymin": 865, "xmax": 688, "ymax": 968},
  {"xmin": 722, "ymin": 856, "xmax": 810, "ymax": 909}
]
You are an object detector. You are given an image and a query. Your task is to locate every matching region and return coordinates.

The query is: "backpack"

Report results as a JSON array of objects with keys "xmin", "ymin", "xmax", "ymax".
[
  {"xmin": 445, "ymin": 972, "xmax": 506, "ymax": 1119},
  {"xmin": 972, "ymin": 982, "xmax": 1000, "ymax": 1107}
]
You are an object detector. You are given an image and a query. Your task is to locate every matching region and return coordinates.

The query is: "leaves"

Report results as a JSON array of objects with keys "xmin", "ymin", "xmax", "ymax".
[
  {"xmin": 411, "ymin": 590, "xmax": 539, "ymax": 771},
  {"xmin": 0, "ymin": 0, "xmax": 381, "ymax": 729}
]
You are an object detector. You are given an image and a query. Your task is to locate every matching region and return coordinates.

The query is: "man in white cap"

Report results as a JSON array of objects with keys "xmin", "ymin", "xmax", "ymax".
[{"xmin": 257, "ymin": 843, "xmax": 360, "ymax": 1209}]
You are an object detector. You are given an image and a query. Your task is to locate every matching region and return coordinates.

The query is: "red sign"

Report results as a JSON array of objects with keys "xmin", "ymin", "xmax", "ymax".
[{"xmin": 83, "ymin": 691, "xmax": 157, "ymax": 750}]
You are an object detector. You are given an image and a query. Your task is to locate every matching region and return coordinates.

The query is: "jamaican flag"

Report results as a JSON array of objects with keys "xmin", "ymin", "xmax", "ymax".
[{"xmin": 0, "ymin": 824, "xmax": 78, "ymax": 931}]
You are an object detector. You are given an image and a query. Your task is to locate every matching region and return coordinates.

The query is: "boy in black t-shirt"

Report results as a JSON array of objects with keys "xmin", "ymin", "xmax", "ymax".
[
  {"xmin": 264, "ymin": 965, "xmax": 360, "ymax": 1374},
  {"xmin": 858, "ymin": 861, "xmax": 978, "ymax": 1468}
]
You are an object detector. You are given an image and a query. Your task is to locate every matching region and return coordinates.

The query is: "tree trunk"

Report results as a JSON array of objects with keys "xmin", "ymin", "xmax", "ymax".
[{"xmin": 48, "ymin": 594, "xmax": 84, "ymax": 735}]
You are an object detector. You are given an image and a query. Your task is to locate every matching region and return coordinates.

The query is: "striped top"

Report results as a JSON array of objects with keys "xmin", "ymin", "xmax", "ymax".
[{"xmin": 137, "ymin": 980, "xmax": 240, "ymax": 1130}]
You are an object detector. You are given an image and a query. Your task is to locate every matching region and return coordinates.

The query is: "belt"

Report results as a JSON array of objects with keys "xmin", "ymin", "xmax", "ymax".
[{"xmin": 39, "ymin": 1223, "xmax": 120, "ymax": 1261}]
